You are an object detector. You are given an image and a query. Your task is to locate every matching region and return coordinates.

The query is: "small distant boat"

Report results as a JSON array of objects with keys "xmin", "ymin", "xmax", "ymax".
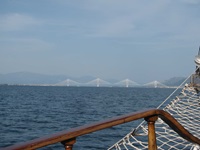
[{"xmin": 1, "ymin": 48, "xmax": 200, "ymax": 150}]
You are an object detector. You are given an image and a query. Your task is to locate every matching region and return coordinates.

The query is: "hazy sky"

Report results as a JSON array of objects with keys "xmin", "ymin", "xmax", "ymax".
[{"xmin": 0, "ymin": 0, "xmax": 200, "ymax": 83}]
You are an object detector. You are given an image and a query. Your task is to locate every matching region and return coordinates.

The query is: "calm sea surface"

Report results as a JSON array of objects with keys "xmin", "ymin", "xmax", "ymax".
[{"xmin": 0, "ymin": 86, "xmax": 177, "ymax": 149}]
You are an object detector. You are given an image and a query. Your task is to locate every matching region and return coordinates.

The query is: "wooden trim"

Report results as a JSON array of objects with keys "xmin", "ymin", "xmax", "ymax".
[
  {"xmin": 145, "ymin": 116, "xmax": 158, "ymax": 150},
  {"xmin": 1, "ymin": 109, "xmax": 200, "ymax": 150},
  {"xmin": 61, "ymin": 138, "xmax": 76, "ymax": 150}
]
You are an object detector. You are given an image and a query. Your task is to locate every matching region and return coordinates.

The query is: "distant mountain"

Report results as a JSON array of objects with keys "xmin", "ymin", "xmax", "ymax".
[
  {"xmin": 0, "ymin": 72, "xmax": 68, "ymax": 84},
  {"xmin": 74, "ymin": 76, "xmax": 96, "ymax": 83},
  {"xmin": 162, "ymin": 77, "xmax": 187, "ymax": 86},
  {"xmin": 0, "ymin": 72, "xmax": 188, "ymax": 86},
  {"xmin": 0, "ymin": 72, "xmax": 96, "ymax": 85}
]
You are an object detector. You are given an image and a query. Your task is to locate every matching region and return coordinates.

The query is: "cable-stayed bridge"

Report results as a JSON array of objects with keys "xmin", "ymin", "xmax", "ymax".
[
  {"xmin": 55, "ymin": 79, "xmax": 80, "ymax": 86},
  {"xmin": 55, "ymin": 78, "xmax": 170, "ymax": 88},
  {"xmin": 85, "ymin": 78, "xmax": 111, "ymax": 87},
  {"xmin": 143, "ymin": 80, "xmax": 168, "ymax": 88},
  {"xmin": 114, "ymin": 79, "xmax": 140, "ymax": 87}
]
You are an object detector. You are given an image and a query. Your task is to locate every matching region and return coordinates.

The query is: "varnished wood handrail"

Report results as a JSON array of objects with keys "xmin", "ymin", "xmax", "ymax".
[{"xmin": 1, "ymin": 109, "xmax": 200, "ymax": 150}]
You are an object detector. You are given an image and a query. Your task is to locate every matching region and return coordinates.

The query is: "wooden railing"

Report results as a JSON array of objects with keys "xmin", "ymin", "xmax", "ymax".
[{"xmin": 1, "ymin": 109, "xmax": 200, "ymax": 150}]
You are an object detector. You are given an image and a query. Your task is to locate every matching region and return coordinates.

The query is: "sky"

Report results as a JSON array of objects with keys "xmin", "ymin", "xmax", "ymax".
[{"xmin": 0, "ymin": 0, "xmax": 200, "ymax": 83}]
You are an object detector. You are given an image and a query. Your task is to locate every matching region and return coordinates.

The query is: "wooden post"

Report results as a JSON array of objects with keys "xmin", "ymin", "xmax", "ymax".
[
  {"xmin": 61, "ymin": 138, "xmax": 76, "ymax": 150},
  {"xmin": 145, "ymin": 116, "xmax": 158, "ymax": 150}
]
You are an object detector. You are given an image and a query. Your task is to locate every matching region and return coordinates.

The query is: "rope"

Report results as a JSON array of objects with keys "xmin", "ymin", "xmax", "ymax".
[{"xmin": 108, "ymin": 68, "xmax": 200, "ymax": 150}]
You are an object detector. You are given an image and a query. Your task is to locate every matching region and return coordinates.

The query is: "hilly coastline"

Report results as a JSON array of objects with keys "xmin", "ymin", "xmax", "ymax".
[{"xmin": 0, "ymin": 72, "xmax": 186, "ymax": 87}]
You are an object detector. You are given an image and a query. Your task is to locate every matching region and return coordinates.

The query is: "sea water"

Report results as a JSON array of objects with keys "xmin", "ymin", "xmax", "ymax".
[{"xmin": 0, "ymin": 86, "xmax": 176, "ymax": 149}]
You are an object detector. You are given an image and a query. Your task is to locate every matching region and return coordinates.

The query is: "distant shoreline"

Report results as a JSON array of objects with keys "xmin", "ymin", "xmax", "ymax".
[{"xmin": 0, "ymin": 84, "xmax": 183, "ymax": 89}]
